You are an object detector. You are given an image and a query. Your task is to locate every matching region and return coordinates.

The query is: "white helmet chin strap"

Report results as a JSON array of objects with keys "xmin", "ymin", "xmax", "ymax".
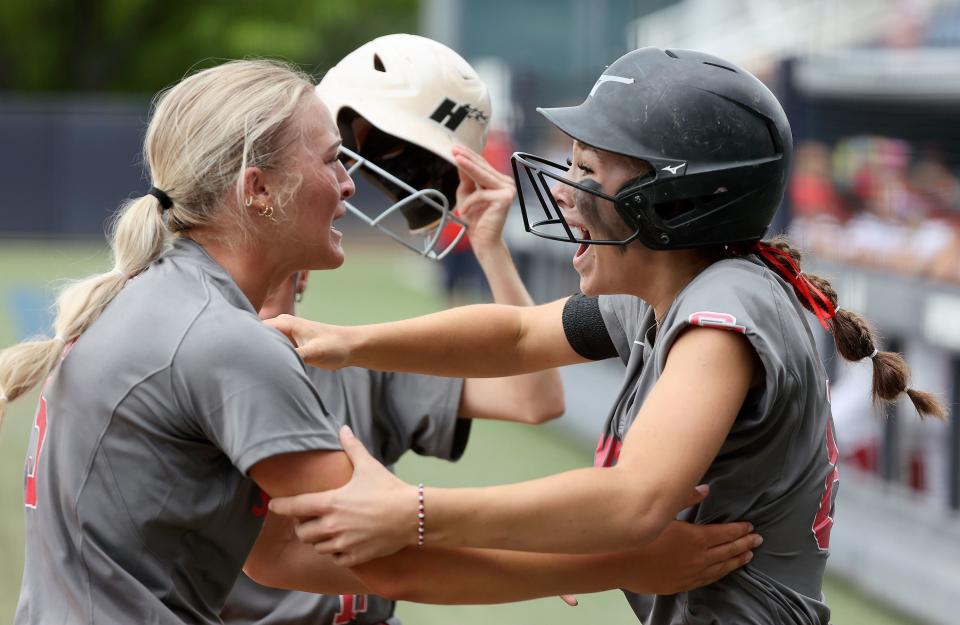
[{"xmin": 339, "ymin": 145, "xmax": 467, "ymax": 260}]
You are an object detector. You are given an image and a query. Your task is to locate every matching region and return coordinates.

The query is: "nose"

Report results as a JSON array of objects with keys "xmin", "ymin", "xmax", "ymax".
[
  {"xmin": 337, "ymin": 160, "xmax": 356, "ymax": 200},
  {"xmin": 549, "ymin": 168, "xmax": 576, "ymax": 219}
]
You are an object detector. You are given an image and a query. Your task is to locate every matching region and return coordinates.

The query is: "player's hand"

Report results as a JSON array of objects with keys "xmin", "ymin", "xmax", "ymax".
[
  {"xmin": 451, "ymin": 146, "xmax": 516, "ymax": 255},
  {"xmin": 269, "ymin": 426, "xmax": 417, "ymax": 567},
  {"xmin": 265, "ymin": 314, "xmax": 352, "ymax": 370},
  {"xmin": 620, "ymin": 520, "xmax": 760, "ymax": 595}
]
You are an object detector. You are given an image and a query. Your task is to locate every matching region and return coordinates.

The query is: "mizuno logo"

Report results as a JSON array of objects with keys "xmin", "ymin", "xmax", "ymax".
[
  {"xmin": 589, "ymin": 74, "xmax": 634, "ymax": 97},
  {"xmin": 662, "ymin": 163, "xmax": 686, "ymax": 175}
]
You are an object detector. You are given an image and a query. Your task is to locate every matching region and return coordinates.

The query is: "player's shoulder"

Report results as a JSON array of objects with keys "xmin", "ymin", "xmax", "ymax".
[
  {"xmin": 170, "ymin": 282, "xmax": 304, "ymax": 391},
  {"xmin": 670, "ymin": 256, "xmax": 783, "ymax": 335},
  {"xmin": 184, "ymin": 306, "xmax": 297, "ymax": 365}
]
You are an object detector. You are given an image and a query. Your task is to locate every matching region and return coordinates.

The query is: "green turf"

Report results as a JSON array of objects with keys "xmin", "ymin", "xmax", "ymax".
[{"xmin": 0, "ymin": 240, "xmax": 923, "ymax": 625}]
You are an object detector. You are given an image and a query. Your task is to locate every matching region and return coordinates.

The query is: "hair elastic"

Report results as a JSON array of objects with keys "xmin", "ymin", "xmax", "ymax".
[
  {"xmin": 148, "ymin": 186, "xmax": 173, "ymax": 210},
  {"xmin": 869, "ymin": 348, "xmax": 879, "ymax": 359},
  {"xmin": 53, "ymin": 335, "xmax": 65, "ymax": 345}
]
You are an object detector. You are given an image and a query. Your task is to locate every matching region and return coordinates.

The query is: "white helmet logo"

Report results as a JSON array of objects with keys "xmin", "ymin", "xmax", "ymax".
[
  {"xmin": 662, "ymin": 163, "xmax": 686, "ymax": 175},
  {"xmin": 430, "ymin": 97, "xmax": 489, "ymax": 131},
  {"xmin": 589, "ymin": 74, "xmax": 635, "ymax": 97}
]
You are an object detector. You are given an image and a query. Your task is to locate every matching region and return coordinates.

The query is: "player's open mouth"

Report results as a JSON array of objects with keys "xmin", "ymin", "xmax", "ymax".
[
  {"xmin": 575, "ymin": 228, "xmax": 591, "ymax": 257},
  {"xmin": 331, "ymin": 204, "xmax": 346, "ymax": 238}
]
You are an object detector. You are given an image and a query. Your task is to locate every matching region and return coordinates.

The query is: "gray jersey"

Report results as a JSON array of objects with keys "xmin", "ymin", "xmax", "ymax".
[
  {"xmin": 585, "ymin": 256, "xmax": 836, "ymax": 625},
  {"xmin": 221, "ymin": 367, "xmax": 468, "ymax": 625},
  {"xmin": 16, "ymin": 238, "xmax": 341, "ymax": 625}
]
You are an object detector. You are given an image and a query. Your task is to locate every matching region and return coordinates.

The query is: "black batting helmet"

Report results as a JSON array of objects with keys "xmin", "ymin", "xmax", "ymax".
[{"xmin": 512, "ymin": 47, "xmax": 793, "ymax": 250}]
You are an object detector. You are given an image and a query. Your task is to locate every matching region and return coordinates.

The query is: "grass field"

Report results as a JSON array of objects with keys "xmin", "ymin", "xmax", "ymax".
[{"xmin": 0, "ymin": 239, "xmax": 923, "ymax": 624}]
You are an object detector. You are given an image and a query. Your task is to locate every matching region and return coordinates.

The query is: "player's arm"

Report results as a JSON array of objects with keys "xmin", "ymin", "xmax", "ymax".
[
  {"xmin": 264, "ymin": 149, "xmax": 587, "ymax": 380},
  {"xmin": 269, "ymin": 326, "xmax": 756, "ymax": 561},
  {"xmin": 268, "ymin": 297, "xmax": 585, "ymax": 378},
  {"xmin": 244, "ymin": 451, "xmax": 369, "ymax": 594},
  {"xmin": 245, "ymin": 445, "xmax": 755, "ymax": 601},
  {"xmin": 452, "ymin": 146, "xmax": 565, "ymax": 423},
  {"xmin": 425, "ymin": 328, "xmax": 755, "ymax": 553}
]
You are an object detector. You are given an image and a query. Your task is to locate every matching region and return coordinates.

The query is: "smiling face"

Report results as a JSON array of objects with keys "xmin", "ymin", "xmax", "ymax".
[
  {"xmin": 275, "ymin": 93, "xmax": 356, "ymax": 271},
  {"xmin": 552, "ymin": 141, "xmax": 652, "ymax": 295}
]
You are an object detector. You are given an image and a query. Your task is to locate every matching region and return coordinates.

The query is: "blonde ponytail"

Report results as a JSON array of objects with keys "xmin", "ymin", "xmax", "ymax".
[
  {"xmin": 0, "ymin": 59, "xmax": 315, "ymax": 427},
  {"xmin": 0, "ymin": 194, "xmax": 169, "ymax": 424}
]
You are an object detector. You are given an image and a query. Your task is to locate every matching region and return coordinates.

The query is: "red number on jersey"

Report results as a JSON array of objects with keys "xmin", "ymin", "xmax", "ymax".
[
  {"xmin": 333, "ymin": 594, "xmax": 368, "ymax": 625},
  {"xmin": 251, "ymin": 488, "xmax": 270, "ymax": 518},
  {"xmin": 812, "ymin": 422, "xmax": 840, "ymax": 550},
  {"xmin": 24, "ymin": 396, "xmax": 48, "ymax": 509},
  {"xmin": 688, "ymin": 311, "xmax": 746, "ymax": 334}
]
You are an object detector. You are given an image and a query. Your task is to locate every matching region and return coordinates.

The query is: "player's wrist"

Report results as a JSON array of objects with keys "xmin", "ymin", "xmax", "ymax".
[
  {"xmin": 341, "ymin": 325, "xmax": 366, "ymax": 368},
  {"xmin": 472, "ymin": 239, "xmax": 510, "ymax": 264}
]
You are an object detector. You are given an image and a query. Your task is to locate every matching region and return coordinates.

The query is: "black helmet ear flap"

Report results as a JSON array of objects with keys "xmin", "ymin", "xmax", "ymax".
[{"xmin": 612, "ymin": 175, "xmax": 651, "ymax": 228}]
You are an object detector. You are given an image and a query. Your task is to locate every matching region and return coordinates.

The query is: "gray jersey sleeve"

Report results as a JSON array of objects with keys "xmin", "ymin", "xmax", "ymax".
[
  {"xmin": 172, "ymin": 313, "xmax": 341, "ymax": 474},
  {"xmin": 372, "ymin": 371, "xmax": 468, "ymax": 464},
  {"xmin": 598, "ymin": 294, "xmax": 650, "ymax": 365},
  {"xmin": 655, "ymin": 262, "xmax": 792, "ymax": 417}
]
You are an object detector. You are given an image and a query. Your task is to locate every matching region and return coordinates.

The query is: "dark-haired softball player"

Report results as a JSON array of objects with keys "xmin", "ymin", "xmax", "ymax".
[{"xmin": 268, "ymin": 47, "xmax": 946, "ymax": 625}]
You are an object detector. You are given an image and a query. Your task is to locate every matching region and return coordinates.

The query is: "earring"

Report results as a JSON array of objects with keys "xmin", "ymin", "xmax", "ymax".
[
  {"xmin": 245, "ymin": 196, "xmax": 253, "ymax": 207},
  {"xmin": 259, "ymin": 205, "xmax": 275, "ymax": 219}
]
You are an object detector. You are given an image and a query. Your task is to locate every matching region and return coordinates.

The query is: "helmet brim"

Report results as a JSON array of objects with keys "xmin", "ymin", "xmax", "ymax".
[{"xmin": 539, "ymin": 105, "xmax": 691, "ymax": 176}]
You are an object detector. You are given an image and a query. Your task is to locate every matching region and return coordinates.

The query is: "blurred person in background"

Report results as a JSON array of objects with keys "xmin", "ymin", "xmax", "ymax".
[
  {"xmin": 787, "ymin": 141, "xmax": 853, "ymax": 263},
  {"xmin": 790, "ymin": 142, "xmax": 849, "ymax": 223},
  {"xmin": 266, "ymin": 47, "xmax": 947, "ymax": 625},
  {"xmin": 790, "ymin": 136, "xmax": 960, "ymax": 282}
]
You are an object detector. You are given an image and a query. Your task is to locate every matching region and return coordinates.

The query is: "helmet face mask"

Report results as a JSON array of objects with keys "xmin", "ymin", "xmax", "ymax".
[
  {"xmin": 317, "ymin": 34, "xmax": 491, "ymax": 260},
  {"xmin": 513, "ymin": 47, "xmax": 793, "ymax": 252},
  {"xmin": 338, "ymin": 144, "xmax": 467, "ymax": 259},
  {"xmin": 511, "ymin": 151, "xmax": 642, "ymax": 246},
  {"xmin": 342, "ymin": 115, "xmax": 463, "ymax": 231}
]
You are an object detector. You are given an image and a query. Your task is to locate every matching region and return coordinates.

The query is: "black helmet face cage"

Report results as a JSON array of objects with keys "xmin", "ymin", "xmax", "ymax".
[{"xmin": 511, "ymin": 151, "xmax": 646, "ymax": 246}]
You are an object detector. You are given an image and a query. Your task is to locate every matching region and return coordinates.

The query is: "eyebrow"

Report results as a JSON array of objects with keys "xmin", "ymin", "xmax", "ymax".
[{"xmin": 325, "ymin": 139, "xmax": 343, "ymax": 154}]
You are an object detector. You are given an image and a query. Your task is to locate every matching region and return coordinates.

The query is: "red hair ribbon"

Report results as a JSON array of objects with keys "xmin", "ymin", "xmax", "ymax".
[{"xmin": 753, "ymin": 243, "xmax": 836, "ymax": 331}]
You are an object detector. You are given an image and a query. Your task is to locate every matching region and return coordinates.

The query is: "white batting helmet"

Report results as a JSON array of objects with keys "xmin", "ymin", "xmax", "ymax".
[{"xmin": 317, "ymin": 33, "xmax": 492, "ymax": 259}]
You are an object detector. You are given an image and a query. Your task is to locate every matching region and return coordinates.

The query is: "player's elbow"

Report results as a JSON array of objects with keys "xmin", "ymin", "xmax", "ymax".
[
  {"xmin": 615, "ymin": 510, "xmax": 667, "ymax": 548},
  {"xmin": 521, "ymin": 394, "xmax": 565, "ymax": 424},
  {"xmin": 350, "ymin": 558, "xmax": 417, "ymax": 601},
  {"xmin": 512, "ymin": 382, "xmax": 565, "ymax": 424},
  {"xmin": 611, "ymin": 474, "xmax": 675, "ymax": 546},
  {"xmin": 243, "ymin": 553, "xmax": 280, "ymax": 589}
]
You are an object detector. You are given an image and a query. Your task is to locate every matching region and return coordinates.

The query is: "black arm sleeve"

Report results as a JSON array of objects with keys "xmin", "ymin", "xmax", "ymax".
[{"xmin": 562, "ymin": 293, "xmax": 618, "ymax": 361}]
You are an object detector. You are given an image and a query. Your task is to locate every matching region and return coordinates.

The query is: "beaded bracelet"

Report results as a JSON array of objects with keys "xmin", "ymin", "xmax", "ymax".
[{"xmin": 417, "ymin": 483, "xmax": 426, "ymax": 547}]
